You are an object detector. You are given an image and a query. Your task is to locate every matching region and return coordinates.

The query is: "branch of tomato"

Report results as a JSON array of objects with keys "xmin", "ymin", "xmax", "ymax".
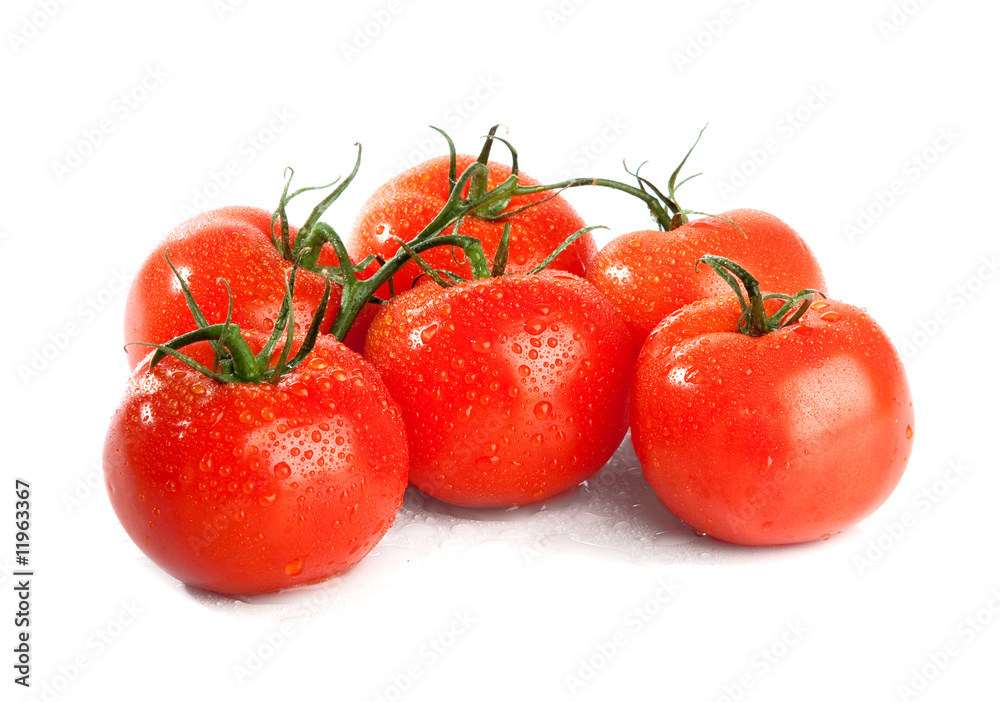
[
  {"xmin": 269, "ymin": 125, "xmax": 735, "ymax": 347},
  {"xmin": 275, "ymin": 131, "xmax": 606, "ymax": 342},
  {"xmin": 129, "ymin": 259, "xmax": 333, "ymax": 384},
  {"xmin": 697, "ymin": 254, "xmax": 825, "ymax": 337}
]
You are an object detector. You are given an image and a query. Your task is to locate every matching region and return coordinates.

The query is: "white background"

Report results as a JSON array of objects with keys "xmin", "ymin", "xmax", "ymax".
[{"xmin": 2, "ymin": 0, "xmax": 998, "ymax": 700}]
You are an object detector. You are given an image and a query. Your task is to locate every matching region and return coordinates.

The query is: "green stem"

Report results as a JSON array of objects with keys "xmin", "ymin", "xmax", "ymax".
[{"xmin": 697, "ymin": 255, "xmax": 824, "ymax": 338}]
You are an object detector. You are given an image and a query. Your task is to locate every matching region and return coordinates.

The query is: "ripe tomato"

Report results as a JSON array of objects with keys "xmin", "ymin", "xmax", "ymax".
[
  {"xmin": 104, "ymin": 334, "xmax": 408, "ymax": 595},
  {"xmin": 585, "ymin": 209, "xmax": 827, "ymax": 347},
  {"xmin": 631, "ymin": 286, "xmax": 914, "ymax": 546},
  {"xmin": 348, "ymin": 155, "xmax": 596, "ymax": 294},
  {"xmin": 364, "ymin": 271, "xmax": 633, "ymax": 508},
  {"xmin": 124, "ymin": 207, "xmax": 373, "ymax": 369}
]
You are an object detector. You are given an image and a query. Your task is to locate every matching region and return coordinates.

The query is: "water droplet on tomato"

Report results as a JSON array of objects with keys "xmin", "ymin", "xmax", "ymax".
[
  {"xmin": 820, "ymin": 311, "xmax": 841, "ymax": 323},
  {"xmin": 258, "ymin": 493, "xmax": 276, "ymax": 506},
  {"xmin": 472, "ymin": 337, "xmax": 492, "ymax": 353},
  {"xmin": 308, "ymin": 358, "xmax": 329, "ymax": 371},
  {"xmin": 524, "ymin": 318, "xmax": 546, "ymax": 335},
  {"xmin": 906, "ymin": 425, "xmax": 914, "ymax": 439},
  {"xmin": 288, "ymin": 382, "xmax": 309, "ymax": 397},
  {"xmin": 284, "ymin": 558, "xmax": 305, "ymax": 576},
  {"xmin": 531, "ymin": 433, "xmax": 544, "ymax": 447},
  {"xmin": 239, "ymin": 410, "xmax": 254, "ymax": 424},
  {"xmin": 421, "ymin": 323, "xmax": 439, "ymax": 344},
  {"xmin": 534, "ymin": 401, "xmax": 552, "ymax": 420},
  {"xmin": 274, "ymin": 462, "xmax": 291, "ymax": 479},
  {"xmin": 811, "ymin": 301, "xmax": 829, "ymax": 310}
]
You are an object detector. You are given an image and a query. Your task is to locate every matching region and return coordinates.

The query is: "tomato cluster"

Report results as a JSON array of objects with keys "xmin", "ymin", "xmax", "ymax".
[{"xmin": 105, "ymin": 127, "xmax": 914, "ymax": 596}]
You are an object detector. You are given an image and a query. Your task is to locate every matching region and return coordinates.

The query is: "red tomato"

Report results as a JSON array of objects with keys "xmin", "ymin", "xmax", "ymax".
[
  {"xmin": 585, "ymin": 209, "xmax": 826, "ymax": 346},
  {"xmin": 124, "ymin": 207, "xmax": 369, "ymax": 369},
  {"xmin": 104, "ymin": 334, "xmax": 408, "ymax": 595},
  {"xmin": 348, "ymin": 155, "xmax": 596, "ymax": 294},
  {"xmin": 631, "ymin": 293, "xmax": 914, "ymax": 546},
  {"xmin": 364, "ymin": 271, "xmax": 633, "ymax": 508}
]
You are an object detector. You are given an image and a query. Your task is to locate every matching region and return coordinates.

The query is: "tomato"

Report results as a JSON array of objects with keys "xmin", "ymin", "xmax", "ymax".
[
  {"xmin": 104, "ymin": 333, "xmax": 408, "ymax": 595},
  {"xmin": 364, "ymin": 271, "xmax": 633, "ymax": 508},
  {"xmin": 348, "ymin": 155, "xmax": 596, "ymax": 294},
  {"xmin": 124, "ymin": 206, "xmax": 374, "ymax": 369},
  {"xmin": 585, "ymin": 209, "xmax": 827, "ymax": 347},
  {"xmin": 631, "ymin": 262, "xmax": 914, "ymax": 546}
]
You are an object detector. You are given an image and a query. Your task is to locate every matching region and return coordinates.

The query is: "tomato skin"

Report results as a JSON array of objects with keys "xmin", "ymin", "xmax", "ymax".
[
  {"xmin": 631, "ymin": 296, "xmax": 914, "ymax": 546},
  {"xmin": 124, "ymin": 207, "xmax": 345, "ymax": 370},
  {"xmin": 348, "ymin": 155, "xmax": 596, "ymax": 294},
  {"xmin": 364, "ymin": 271, "xmax": 633, "ymax": 508},
  {"xmin": 103, "ymin": 335, "xmax": 408, "ymax": 595},
  {"xmin": 585, "ymin": 209, "xmax": 826, "ymax": 346}
]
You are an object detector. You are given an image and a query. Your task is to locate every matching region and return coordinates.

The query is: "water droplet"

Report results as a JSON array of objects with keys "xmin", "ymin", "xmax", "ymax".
[
  {"xmin": 308, "ymin": 358, "xmax": 329, "ymax": 371},
  {"xmin": 274, "ymin": 462, "xmax": 291, "ymax": 479},
  {"xmin": 191, "ymin": 383, "xmax": 206, "ymax": 395},
  {"xmin": 332, "ymin": 369, "xmax": 348, "ymax": 381},
  {"xmin": 471, "ymin": 337, "xmax": 492, "ymax": 353},
  {"xmin": 260, "ymin": 407, "xmax": 275, "ymax": 422},
  {"xmin": 820, "ymin": 534, "xmax": 831, "ymax": 541},
  {"xmin": 239, "ymin": 410, "xmax": 254, "ymax": 424},
  {"xmin": 284, "ymin": 558, "xmax": 305, "ymax": 576},
  {"xmin": 518, "ymin": 365, "xmax": 532, "ymax": 377},
  {"xmin": 421, "ymin": 323, "xmax": 439, "ymax": 344},
  {"xmin": 524, "ymin": 318, "xmax": 546, "ymax": 335},
  {"xmin": 811, "ymin": 302, "xmax": 829, "ymax": 310},
  {"xmin": 531, "ymin": 433, "xmax": 544, "ymax": 447},
  {"xmin": 820, "ymin": 311, "xmax": 841, "ymax": 323},
  {"xmin": 534, "ymin": 401, "xmax": 553, "ymax": 420},
  {"xmin": 906, "ymin": 425, "xmax": 914, "ymax": 439},
  {"xmin": 258, "ymin": 493, "xmax": 276, "ymax": 506},
  {"xmin": 288, "ymin": 382, "xmax": 309, "ymax": 397}
]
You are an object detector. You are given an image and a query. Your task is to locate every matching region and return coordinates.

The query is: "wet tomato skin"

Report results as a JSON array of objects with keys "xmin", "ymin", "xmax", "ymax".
[
  {"xmin": 586, "ymin": 209, "xmax": 826, "ymax": 346},
  {"xmin": 348, "ymin": 155, "xmax": 597, "ymax": 295},
  {"xmin": 631, "ymin": 296, "xmax": 914, "ymax": 546},
  {"xmin": 104, "ymin": 335, "xmax": 408, "ymax": 595},
  {"xmin": 364, "ymin": 271, "xmax": 633, "ymax": 508}
]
